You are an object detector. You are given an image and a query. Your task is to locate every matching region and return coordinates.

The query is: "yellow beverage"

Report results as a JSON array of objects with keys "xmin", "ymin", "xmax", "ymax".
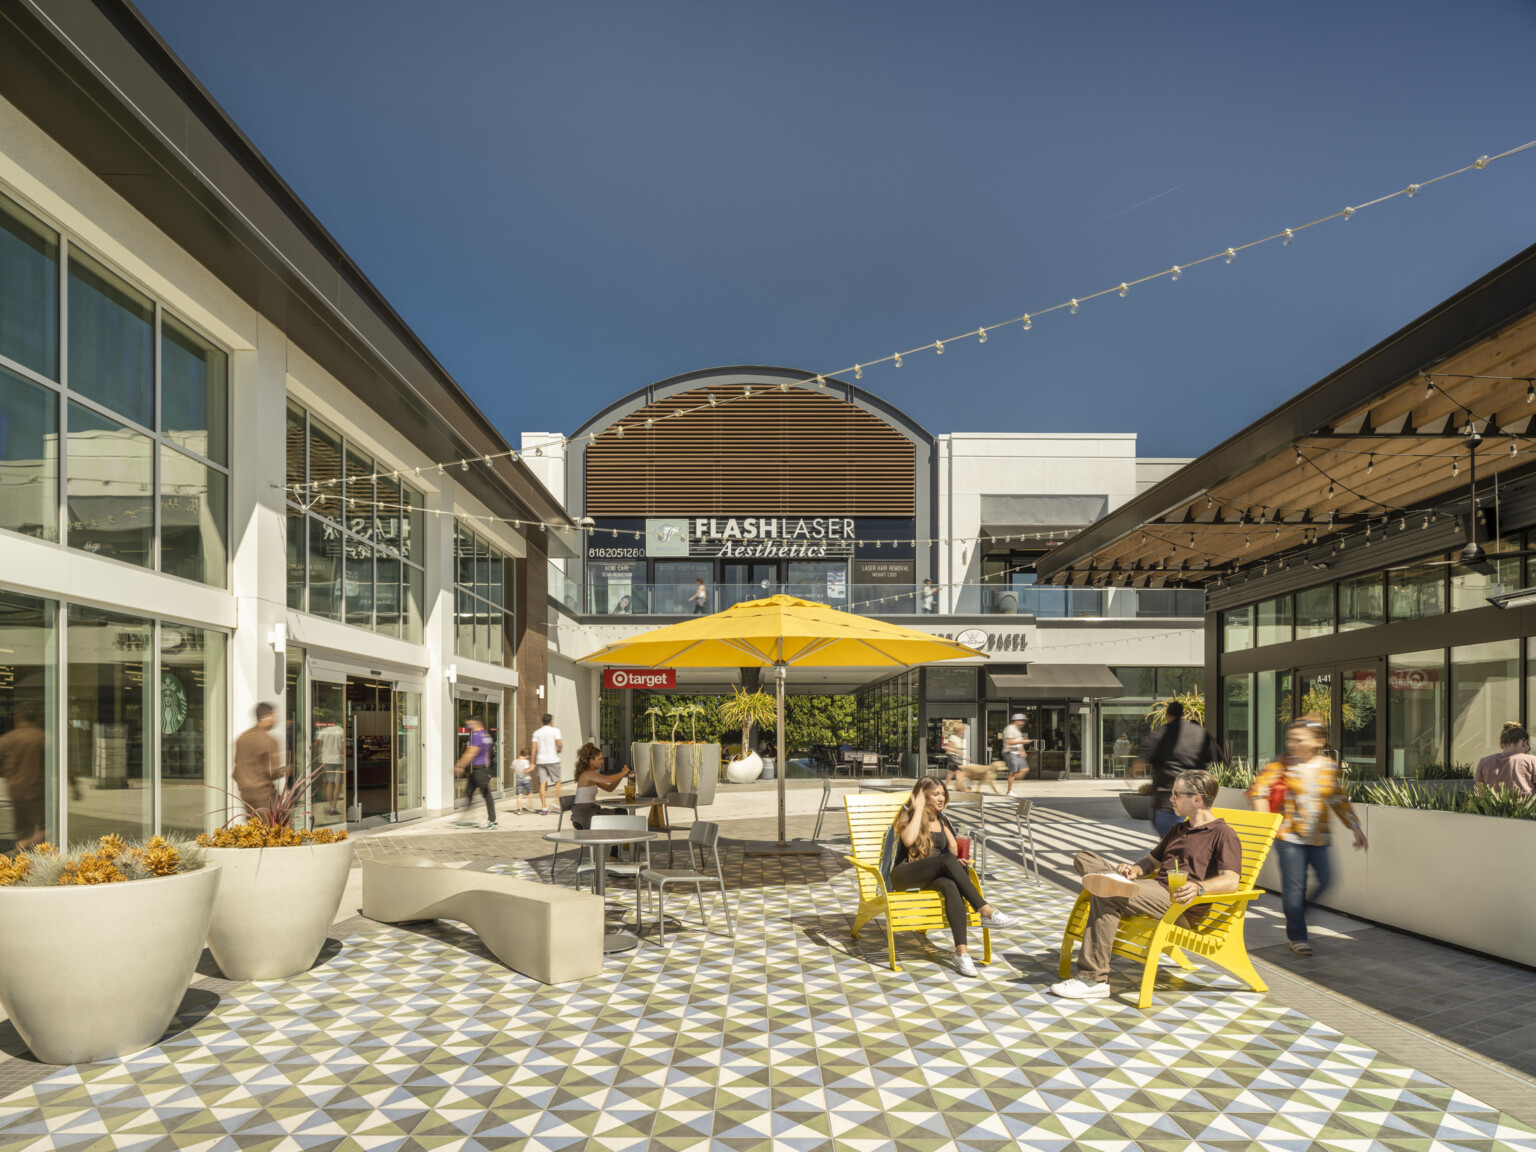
[
  {"xmin": 625, "ymin": 779, "xmax": 635, "ymax": 802},
  {"xmin": 1168, "ymin": 868, "xmax": 1188, "ymax": 898}
]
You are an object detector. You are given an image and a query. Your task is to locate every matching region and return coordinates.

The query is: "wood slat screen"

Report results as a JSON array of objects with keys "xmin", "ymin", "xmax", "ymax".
[{"xmin": 585, "ymin": 384, "xmax": 916, "ymax": 516}]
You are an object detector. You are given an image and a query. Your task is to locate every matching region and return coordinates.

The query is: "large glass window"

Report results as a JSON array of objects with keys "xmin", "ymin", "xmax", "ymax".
[
  {"xmin": 455, "ymin": 525, "xmax": 514, "ymax": 663},
  {"xmin": 1294, "ymin": 585, "xmax": 1333, "ymax": 639},
  {"xmin": 1222, "ymin": 673, "xmax": 1252, "ymax": 768},
  {"xmin": 160, "ymin": 316, "xmax": 227, "ymax": 466},
  {"xmin": 0, "ymin": 192, "xmax": 59, "ymax": 379},
  {"xmin": 66, "ymin": 400, "xmax": 154, "ymax": 567},
  {"xmin": 286, "ymin": 402, "xmax": 428, "ymax": 641},
  {"xmin": 67, "ymin": 251, "xmax": 154, "ymax": 429},
  {"xmin": 1222, "ymin": 606, "xmax": 1253, "ymax": 652},
  {"xmin": 1254, "ymin": 668, "xmax": 1293, "ymax": 765},
  {"xmin": 159, "ymin": 444, "xmax": 227, "ymax": 586},
  {"xmin": 159, "ymin": 626, "xmax": 226, "ymax": 837},
  {"xmin": 1255, "ymin": 597, "xmax": 1292, "ymax": 647},
  {"xmin": 0, "ymin": 364, "xmax": 59, "ymax": 540},
  {"xmin": 1388, "ymin": 649, "xmax": 1445, "ymax": 778},
  {"xmin": 0, "ymin": 590, "xmax": 57, "ymax": 852},
  {"xmin": 0, "ymin": 197, "xmax": 229, "ymax": 582},
  {"xmin": 654, "ymin": 560, "xmax": 713, "ymax": 615},
  {"xmin": 1450, "ymin": 639, "xmax": 1519, "ymax": 772},
  {"xmin": 1389, "ymin": 562, "xmax": 1445, "ymax": 622},
  {"xmin": 66, "ymin": 605, "xmax": 153, "ymax": 842},
  {"xmin": 1339, "ymin": 666, "xmax": 1380, "ymax": 778},
  {"xmin": 1338, "ymin": 573, "xmax": 1384, "ymax": 631}
]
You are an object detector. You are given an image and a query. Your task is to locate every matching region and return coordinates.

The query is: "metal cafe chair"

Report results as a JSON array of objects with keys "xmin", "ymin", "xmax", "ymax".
[
  {"xmin": 638, "ymin": 821, "xmax": 734, "ymax": 943},
  {"xmin": 812, "ymin": 777, "xmax": 835, "ymax": 841},
  {"xmin": 548, "ymin": 794, "xmax": 578, "ymax": 881},
  {"xmin": 946, "ymin": 792, "xmax": 991, "ymax": 879},
  {"xmin": 1010, "ymin": 797, "xmax": 1039, "ymax": 883},
  {"xmin": 577, "ymin": 813, "xmax": 653, "ymax": 922}
]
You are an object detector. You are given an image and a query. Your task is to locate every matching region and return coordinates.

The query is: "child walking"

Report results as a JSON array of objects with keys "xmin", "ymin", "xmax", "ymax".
[{"xmin": 512, "ymin": 748, "xmax": 534, "ymax": 814}]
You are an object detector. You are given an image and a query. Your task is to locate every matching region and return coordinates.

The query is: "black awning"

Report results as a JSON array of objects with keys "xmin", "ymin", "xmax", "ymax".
[{"xmin": 987, "ymin": 665, "xmax": 1126, "ymax": 700}]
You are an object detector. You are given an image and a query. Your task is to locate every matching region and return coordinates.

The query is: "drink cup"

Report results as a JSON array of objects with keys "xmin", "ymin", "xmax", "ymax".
[
  {"xmin": 1168, "ymin": 860, "xmax": 1188, "ymax": 899},
  {"xmin": 956, "ymin": 837, "xmax": 972, "ymax": 861}
]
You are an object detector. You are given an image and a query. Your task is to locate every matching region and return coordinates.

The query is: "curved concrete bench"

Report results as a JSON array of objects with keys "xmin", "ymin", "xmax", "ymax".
[{"xmin": 362, "ymin": 858, "xmax": 604, "ymax": 984}]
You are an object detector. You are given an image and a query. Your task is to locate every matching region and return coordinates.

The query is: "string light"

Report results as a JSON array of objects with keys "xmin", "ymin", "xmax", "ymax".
[
  {"xmin": 1367, "ymin": 454, "xmax": 1374, "ymax": 475},
  {"xmin": 281, "ymin": 138, "xmax": 1536, "ymax": 494},
  {"xmin": 1118, "ymin": 283, "xmax": 1129, "ymax": 298}
]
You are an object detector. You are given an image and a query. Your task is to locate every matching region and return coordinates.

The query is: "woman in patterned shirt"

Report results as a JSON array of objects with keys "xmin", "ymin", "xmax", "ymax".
[{"xmin": 1247, "ymin": 717, "xmax": 1368, "ymax": 956}]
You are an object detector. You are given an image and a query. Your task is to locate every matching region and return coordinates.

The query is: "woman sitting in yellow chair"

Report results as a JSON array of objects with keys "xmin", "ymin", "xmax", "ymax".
[{"xmin": 885, "ymin": 778, "xmax": 1016, "ymax": 977}]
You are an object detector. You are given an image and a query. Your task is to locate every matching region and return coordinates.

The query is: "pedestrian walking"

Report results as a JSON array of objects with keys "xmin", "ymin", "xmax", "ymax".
[
  {"xmin": 1474, "ymin": 722, "xmax": 1536, "ymax": 796},
  {"xmin": 454, "ymin": 716, "xmax": 497, "ymax": 828},
  {"xmin": 921, "ymin": 578, "xmax": 938, "ymax": 614},
  {"xmin": 531, "ymin": 712, "xmax": 563, "ymax": 815},
  {"xmin": 1247, "ymin": 717, "xmax": 1366, "ymax": 957},
  {"xmin": 233, "ymin": 702, "xmax": 287, "ymax": 823},
  {"xmin": 0, "ymin": 710, "xmax": 47, "ymax": 849},
  {"xmin": 1130, "ymin": 700, "xmax": 1222, "ymax": 835},
  {"xmin": 942, "ymin": 721, "xmax": 968, "ymax": 790},
  {"xmin": 1002, "ymin": 713, "xmax": 1030, "ymax": 792},
  {"xmin": 689, "ymin": 578, "xmax": 708, "ymax": 614}
]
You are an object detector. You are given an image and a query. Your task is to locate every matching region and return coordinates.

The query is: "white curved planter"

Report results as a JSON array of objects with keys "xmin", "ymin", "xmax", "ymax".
[
  {"xmin": 204, "ymin": 839, "xmax": 355, "ymax": 980},
  {"xmin": 0, "ymin": 864, "xmax": 221, "ymax": 1064},
  {"xmin": 650, "ymin": 744, "xmax": 675, "ymax": 800},
  {"xmin": 726, "ymin": 751, "xmax": 764, "ymax": 784},
  {"xmin": 630, "ymin": 742, "xmax": 655, "ymax": 796}
]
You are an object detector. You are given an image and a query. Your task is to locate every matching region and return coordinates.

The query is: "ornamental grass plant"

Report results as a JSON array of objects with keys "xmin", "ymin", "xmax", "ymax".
[{"xmin": 0, "ymin": 834, "xmax": 207, "ymax": 887}]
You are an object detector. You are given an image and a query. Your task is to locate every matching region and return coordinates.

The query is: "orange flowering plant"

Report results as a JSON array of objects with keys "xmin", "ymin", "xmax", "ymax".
[{"xmin": 0, "ymin": 834, "xmax": 206, "ymax": 887}]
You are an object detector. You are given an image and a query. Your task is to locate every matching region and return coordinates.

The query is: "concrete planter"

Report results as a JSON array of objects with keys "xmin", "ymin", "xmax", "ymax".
[
  {"xmin": 203, "ymin": 839, "xmax": 355, "ymax": 980},
  {"xmin": 0, "ymin": 864, "xmax": 221, "ymax": 1064},
  {"xmin": 1215, "ymin": 789, "xmax": 1536, "ymax": 968},
  {"xmin": 1119, "ymin": 791, "xmax": 1153, "ymax": 821},
  {"xmin": 726, "ymin": 751, "xmax": 764, "ymax": 784},
  {"xmin": 630, "ymin": 742, "xmax": 655, "ymax": 795},
  {"xmin": 672, "ymin": 745, "xmax": 719, "ymax": 804},
  {"xmin": 649, "ymin": 744, "xmax": 675, "ymax": 801}
]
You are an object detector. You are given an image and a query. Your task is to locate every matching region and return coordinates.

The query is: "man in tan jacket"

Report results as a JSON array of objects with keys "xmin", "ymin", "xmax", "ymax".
[{"xmin": 233, "ymin": 702, "xmax": 286, "ymax": 821}]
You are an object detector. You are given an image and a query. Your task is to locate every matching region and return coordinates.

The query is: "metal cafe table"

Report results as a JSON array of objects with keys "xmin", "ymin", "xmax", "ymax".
[{"xmin": 542, "ymin": 828, "xmax": 659, "ymax": 953}]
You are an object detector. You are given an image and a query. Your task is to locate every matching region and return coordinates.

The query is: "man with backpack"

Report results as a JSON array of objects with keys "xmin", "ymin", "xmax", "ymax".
[{"xmin": 1130, "ymin": 700, "xmax": 1223, "ymax": 835}]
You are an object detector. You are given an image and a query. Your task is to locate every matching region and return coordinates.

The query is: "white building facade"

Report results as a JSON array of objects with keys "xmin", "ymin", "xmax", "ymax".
[
  {"xmin": 0, "ymin": 2, "xmax": 571, "ymax": 851},
  {"xmin": 530, "ymin": 370, "xmax": 1205, "ymax": 779}
]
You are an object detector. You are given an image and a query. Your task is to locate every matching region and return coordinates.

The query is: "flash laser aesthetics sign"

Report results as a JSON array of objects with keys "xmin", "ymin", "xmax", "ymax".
[
  {"xmin": 603, "ymin": 668, "xmax": 678, "ymax": 690},
  {"xmin": 642, "ymin": 517, "xmax": 859, "ymax": 558}
]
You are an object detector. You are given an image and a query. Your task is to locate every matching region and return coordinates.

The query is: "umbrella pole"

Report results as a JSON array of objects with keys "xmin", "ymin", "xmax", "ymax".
[
  {"xmin": 743, "ymin": 661, "xmax": 820, "ymax": 856},
  {"xmin": 776, "ymin": 663, "xmax": 787, "ymax": 845}
]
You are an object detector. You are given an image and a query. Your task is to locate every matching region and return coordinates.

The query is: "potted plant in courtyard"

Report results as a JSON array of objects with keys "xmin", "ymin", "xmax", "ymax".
[
  {"xmin": 632, "ymin": 702, "xmax": 665, "ymax": 796},
  {"xmin": 720, "ymin": 687, "xmax": 777, "ymax": 784},
  {"xmin": 197, "ymin": 761, "xmax": 353, "ymax": 981},
  {"xmin": 0, "ymin": 833, "xmax": 219, "ymax": 1064},
  {"xmin": 1119, "ymin": 780, "xmax": 1154, "ymax": 820},
  {"xmin": 671, "ymin": 700, "xmax": 719, "ymax": 805}
]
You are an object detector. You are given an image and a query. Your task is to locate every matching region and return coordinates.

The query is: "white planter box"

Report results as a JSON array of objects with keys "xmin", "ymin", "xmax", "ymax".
[
  {"xmin": 630, "ymin": 742, "xmax": 655, "ymax": 795},
  {"xmin": 649, "ymin": 745, "xmax": 676, "ymax": 801},
  {"xmin": 1216, "ymin": 789, "xmax": 1536, "ymax": 967},
  {"xmin": 0, "ymin": 865, "xmax": 221, "ymax": 1064},
  {"xmin": 204, "ymin": 839, "xmax": 355, "ymax": 980}
]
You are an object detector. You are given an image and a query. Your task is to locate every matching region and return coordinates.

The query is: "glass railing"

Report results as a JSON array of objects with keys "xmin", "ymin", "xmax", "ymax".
[{"xmin": 566, "ymin": 580, "xmax": 1203, "ymax": 619}]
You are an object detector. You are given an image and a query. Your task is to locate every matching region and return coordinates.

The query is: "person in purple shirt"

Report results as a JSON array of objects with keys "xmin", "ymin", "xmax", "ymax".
[{"xmin": 454, "ymin": 717, "xmax": 498, "ymax": 829}]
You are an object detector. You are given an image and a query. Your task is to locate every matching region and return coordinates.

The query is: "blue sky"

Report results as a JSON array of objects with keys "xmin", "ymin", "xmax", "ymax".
[{"xmin": 137, "ymin": 0, "xmax": 1536, "ymax": 457}]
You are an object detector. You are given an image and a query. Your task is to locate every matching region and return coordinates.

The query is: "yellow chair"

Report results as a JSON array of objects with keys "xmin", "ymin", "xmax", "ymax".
[
  {"xmin": 1057, "ymin": 807, "xmax": 1281, "ymax": 1008},
  {"xmin": 843, "ymin": 793, "xmax": 990, "ymax": 971}
]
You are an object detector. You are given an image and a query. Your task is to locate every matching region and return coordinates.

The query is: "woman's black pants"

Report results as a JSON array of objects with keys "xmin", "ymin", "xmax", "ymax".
[{"xmin": 888, "ymin": 854, "xmax": 986, "ymax": 947}]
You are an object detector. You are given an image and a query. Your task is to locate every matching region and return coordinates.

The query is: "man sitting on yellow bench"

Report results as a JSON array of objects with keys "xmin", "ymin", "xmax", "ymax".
[{"xmin": 1051, "ymin": 768, "xmax": 1241, "ymax": 1001}]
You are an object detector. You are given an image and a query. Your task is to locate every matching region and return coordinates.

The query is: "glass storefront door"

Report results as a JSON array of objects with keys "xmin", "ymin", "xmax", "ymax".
[
  {"xmin": 394, "ymin": 689, "xmax": 423, "ymax": 817},
  {"xmin": 454, "ymin": 694, "xmax": 503, "ymax": 806},
  {"xmin": 349, "ymin": 677, "xmax": 395, "ymax": 820},
  {"xmin": 721, "ymin": 563, "xmax": 777, "ymax": 610},
  {"xmin": 1297, "ymin": 666, "xmax": 1341, "ymax": 763},
  {"xmin": 1296, "ymin": 663, "xmax": 1382, "ymax": 776}
]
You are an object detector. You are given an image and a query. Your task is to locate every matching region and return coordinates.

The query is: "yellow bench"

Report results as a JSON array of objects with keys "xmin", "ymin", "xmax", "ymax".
[
  {"xmin": 1057, "ymin": 807, "xmax": 1280, "ymax": 1008},
  {"xmin": 844, "ymin": 793, "xmax": 991, "ymax": 971}
]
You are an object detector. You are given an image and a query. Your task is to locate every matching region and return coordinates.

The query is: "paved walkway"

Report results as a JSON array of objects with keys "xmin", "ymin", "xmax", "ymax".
[{"xmin": 2, "ymin": 785, "xmax": 1535, "ymax": 1150}]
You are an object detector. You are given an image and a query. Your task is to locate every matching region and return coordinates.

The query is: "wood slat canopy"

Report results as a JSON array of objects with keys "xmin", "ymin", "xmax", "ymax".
[
  {"xmin": 1042, "ymin": 301, "xmax": 1536, "ymax": 588},
  {"xmin": 585, "ymin": 384, "xmax": 916, "ymax": 516}
]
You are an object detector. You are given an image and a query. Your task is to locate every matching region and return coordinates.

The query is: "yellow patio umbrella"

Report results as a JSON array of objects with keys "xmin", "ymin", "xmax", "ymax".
[{"xmin": 577, "ymin": 594, "xmax": 984, "ymax": 851}]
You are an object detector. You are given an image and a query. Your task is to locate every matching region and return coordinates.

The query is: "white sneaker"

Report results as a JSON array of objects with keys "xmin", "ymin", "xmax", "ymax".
[
  {"xmin": 954, "ymin": 953, "xmax": 980, "ymax": 978},
  {"xmin": 484, "ymin": 822, "xmax": 498, "ymax": 830},
  {"xmin": 979, "ymin": 910, "xmax": 1017, "ymax": 929},
  {"xmin": 1083, "ymin": 872, "xmax": 1139, "ymax": 899},
  {"xmin": 1049, "ymin": 977, "xmax": 1111, "ymax": 1000}
]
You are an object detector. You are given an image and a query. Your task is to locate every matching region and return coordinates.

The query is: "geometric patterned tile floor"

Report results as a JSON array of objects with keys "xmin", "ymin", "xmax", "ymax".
[{"xmin": 2, "ymin": 846, "xmax": 1535, "ymax": 1152}]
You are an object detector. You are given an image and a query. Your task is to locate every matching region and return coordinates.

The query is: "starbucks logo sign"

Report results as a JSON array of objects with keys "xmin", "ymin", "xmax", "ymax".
[{"xmin": 161, "ymin": 672, "xmax": 188, "ymax": 735}]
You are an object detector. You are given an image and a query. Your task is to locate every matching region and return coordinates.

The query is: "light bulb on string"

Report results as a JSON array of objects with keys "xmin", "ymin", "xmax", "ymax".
[
  {"xmin": 460, "ymin": 460, "xmax": 468, "ymax": 471},
  {"xmin": 1407, "ymin": 184, "xmax": 1420, "ymax": 198},
  {"xmin": 1224, "ymin": 248, "xmax": 1236, "ymax": 264},
  {"xmin": 1512, "ymin": 442, "xmax": 1519, "ymax": 459},
  {"xmin": 1424, "ymin": 374, "xmax": 1434, "ymax": 399},
  {"xmin": 1022, "ymin": 314, "xmax": 1032, "ymax": 330},
  {"xmin": 853, "ymin": 365, "xmax": 862, "ymax": 379},
  {"xmin": 894, "ymin": 353, "xmax": 903, "ymax": 367},
  {"xmin": 1343, "ymin": 206, "xmax": 1357, "ymax": 221},
  {"xmin": 1118, "ymin": 283, "xmax": 1129, "ymax": 298},
  {"xmin": 1475, "ymin": 155, "xmax": 1490, "ymax": 169},
  {"xmin": 1367, "ymin": 455, "xmax": 1374, "ymax": 475},
  {"xmin": 1282, "ymin": 228, "xmax": 1294, "ymax": 246},
  {"xmin": 934, "ymin": 341, "xmax": 944, "ymax": 355},
  {"xmin": 1171, "ymin": 266, "xmax": 1182, "ymax": 281},
  {"xmin": 1453, "ymin": 459, "xmax": 1459, "ymax": 477},
  {"xmin": 976, "ymin": 329, "xmax": 987, "ymax": 343},
  {"xmin": 1527, "ymin": 380, "xmax": 1534, "ymax": 404}
]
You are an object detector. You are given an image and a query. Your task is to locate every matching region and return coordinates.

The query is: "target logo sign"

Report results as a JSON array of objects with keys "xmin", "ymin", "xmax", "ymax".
[{"xmin": 603, "ymin": 668, "xmax": 676, "ymax": 690}]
